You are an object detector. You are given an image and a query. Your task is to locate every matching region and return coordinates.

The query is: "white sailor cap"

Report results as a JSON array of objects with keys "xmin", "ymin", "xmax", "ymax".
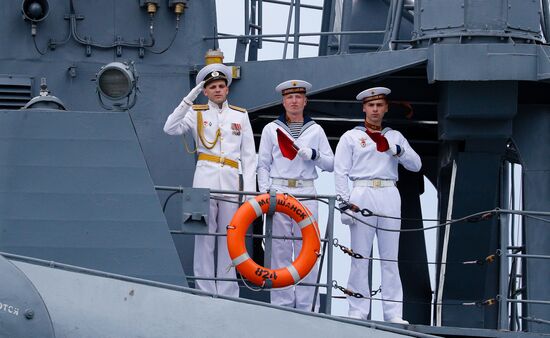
[
  {"xmin": 356, "ymin": 87, "xmax": 391, "ymax": 102},
  {"xmin": 275, "ymin": 79, "xmax": 312, "ymax": 96},
  {"xmin": 196, "ymin": 63, "xmax": 233, "ymax": 86}
]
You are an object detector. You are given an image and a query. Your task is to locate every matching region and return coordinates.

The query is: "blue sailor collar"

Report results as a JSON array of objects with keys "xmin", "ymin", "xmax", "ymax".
[
  {"xmin": 276, "ymin": 113, "xmax": 313, "ymax": 124},
  {"xmin": 354, "ymin": 125, "xmax": 392, "ymax": 135},
  {"xmin": 274, "ymin": 113, "xmax": 316, "ymax": 138}
]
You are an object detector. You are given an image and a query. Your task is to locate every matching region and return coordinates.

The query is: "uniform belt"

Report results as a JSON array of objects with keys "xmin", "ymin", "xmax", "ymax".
[
  {"xmin": 198, "ymin": 153, "xmax": 239, "ymax": 169},
  {"xmin": 353, "ymin": 179, "xmax": 395, "ymax": 188},
  {"xmin": 272, "ymin": 178, "xmax": 314, "ymax": 188}
]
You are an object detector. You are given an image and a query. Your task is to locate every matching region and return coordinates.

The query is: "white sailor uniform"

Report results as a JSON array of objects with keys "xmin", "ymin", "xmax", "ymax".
[
  {"xmin": 334, "ymin": 126, "xmax": 421, "ymax": 321},
  {"xmin": 257, "ymin": 115, "xmax": 334, "ymax": 310},
  {"xmin": 164, "ymin": 99, "xmax": 257, "ymax": 297}
]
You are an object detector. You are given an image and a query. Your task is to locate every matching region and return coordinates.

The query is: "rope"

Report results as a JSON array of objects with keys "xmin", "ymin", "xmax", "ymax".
[
  {"xmin": 324, "ymin": 197, "xmax": 550, "ymax": 233},
  {"xmin": 162, "ymin": 190, "xmax": 181, "ymax": 212},
  {"xmin": 332, "ymin": 281, "xmax": 497, "ymax": 307},
  {"xmin": 197, "ymin": 110, "xmax": 221, "ymax": 149},
  {"xmin": 165, "ymin": 191, "xmax": 550, "ymax": 235},
  {"xmin": 182, "ymin": 134, "xmax": 198, "ymax": 154},
  {"xmin": 332, "ymin": 238, "xmax": 498, "ymax": 266},
  {"xmin": 277, "ymin": 196, "xmax": 550, "ymax": 228},
  {"xmin": 238, "ymin": 273, "xmax": 264, "ymax": 292},
  {"xmin": 32, "ymin": 35, "xmax": 47, "ymax": 55}
]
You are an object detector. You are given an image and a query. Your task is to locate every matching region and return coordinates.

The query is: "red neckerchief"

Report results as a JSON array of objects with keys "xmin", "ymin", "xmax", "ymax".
[
  {"xmin": 364, "ymin": 121, "xmax": 382, "ymax": 131},
  {"xmin": 364, "ymin": 125, "xmax": 389, "ymax": 152}
]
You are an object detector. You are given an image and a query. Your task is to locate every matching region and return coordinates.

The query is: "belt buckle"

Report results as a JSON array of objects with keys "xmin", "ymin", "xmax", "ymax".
[
  {"xmin": 219, "ymin": 156, "xmax": 225, "ymax": 166},
  {"xmin": 288, "ymin": 179, "xmax": 297, "ymax": 188},
  {"xmin": 372, "ymin": 179, "xmax": 381, "ymax": 188}
]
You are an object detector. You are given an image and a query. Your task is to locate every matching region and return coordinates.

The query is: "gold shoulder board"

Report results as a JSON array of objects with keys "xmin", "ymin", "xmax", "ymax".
[
  {"xmin": 229, "ymin": 105, "xmax": 247, "ymax": 113},
  {"xmin": 192, "ymin": 104, "xmax": 209, "ymax": 111}
]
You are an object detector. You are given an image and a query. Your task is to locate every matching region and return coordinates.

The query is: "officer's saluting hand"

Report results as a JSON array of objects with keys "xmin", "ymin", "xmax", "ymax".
[{"xmin": 182, "ymin": 80, "xmax": 205, "ymax": 106}]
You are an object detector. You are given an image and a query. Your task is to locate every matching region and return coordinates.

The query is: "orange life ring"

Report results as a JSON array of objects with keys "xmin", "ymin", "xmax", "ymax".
[{"xmin": 227, "ymin": 193, "xmax": 320, "ymax": 288}]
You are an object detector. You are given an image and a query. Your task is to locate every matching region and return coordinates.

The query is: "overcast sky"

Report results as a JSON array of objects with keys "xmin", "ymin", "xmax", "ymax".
[{"xmin": 215, "ymin": 0, "xmax": 325, "ymax": 62}]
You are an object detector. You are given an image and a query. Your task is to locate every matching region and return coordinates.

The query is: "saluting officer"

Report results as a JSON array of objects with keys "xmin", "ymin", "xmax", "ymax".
[
  {"xmin": 334, "ymin": 87, "xmax": 421, "ymax": 324},
  {"xmin": 257, "ymin": 80, "xmax": 334, "ymax": 311},
  {"xmin": 164, "ymin": 63, "xmax": 257, "ymax": 297}
]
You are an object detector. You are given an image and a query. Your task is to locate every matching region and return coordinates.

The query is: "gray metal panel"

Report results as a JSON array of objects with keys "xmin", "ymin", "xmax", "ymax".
[
  {"xmin": 0, "ymin": 0, "xmax": 217, "ymax": 65},
  {"xmin": 231, "ymin": 49, "xmax": 428, "ymax": 110},
  {"xmin": 440, "ymin": 150, "xmax": 503, "ymax": 329},
  {"xmin": 419, "ymin": 0, "xmax": 464, "ymax": 31},
  {"xmin": 0, "ymin": 109, "xmax": 186, "ymax": 286},
  {"xmin": 440, "ymin": 82, "xmax": 517, "ymax": 120},
  {"xmin": 437, "ymin": 81, "xmax": 518, "ymax": 140},
  {"xmin": 407, "ymin": 323, "xmax": 546, "ymax": 337},
  {"xmin": 0, "ymin": 255, "xmax": 55, "ymax": 338},
  {"xmin": 181, "ymin": 187, "xmax": 210, "ymax": 233},
  {"xmin": 428, "ymin": 44, "xmax": 539, "ymax": 83},
  {"xmin": 398, "ymin": 169, "xmax": 432, "ymax": 325},
  {"xmin": 414, "ymin": 0, "xmax": 542, "ymax": 42},
  {"xmin": 13, "ymin": 259, "xmax": 418, "ymax": 338},
  {"xmin": 536, "ymin": 46, "xmax": 550, "ymax": 80},
  {"xmin": 438, "ymin": 118, "xmax": 513, "ymax": 140},
  {"xmin": 465, "ymin": 0, "xmax": 506, "ymax": 31},
  {"xmin": 507, "ymin": 0, "xmax": 541, "ymax": 33},
  {"xmin": 512, "ymin": 105, "xmax": 550, "ymax": 334}
]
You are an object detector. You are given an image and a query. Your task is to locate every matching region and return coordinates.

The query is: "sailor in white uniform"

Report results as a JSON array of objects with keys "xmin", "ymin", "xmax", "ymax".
[
  {"xmin": 334, "ymin": 87, "xmax": 421, "ymax": 324},
  {"xmin": 164, "ymin": 63, "xmax": 257, "ymax": 297},
  {"xmin": 257, "ymin": 80, "xmax": 334, "ymax": 311}
]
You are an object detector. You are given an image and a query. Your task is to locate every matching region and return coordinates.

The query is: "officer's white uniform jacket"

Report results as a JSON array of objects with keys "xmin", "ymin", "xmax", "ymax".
[
  {"xmin": 334, "ymin": 126, "xmax": 421, "ymax": 200},
  {"xmin": 163, "ymin": 100, "xmax": 257, "ymax": 194},
  {"xmin": 257, "ymin": 115, "xmax": 334, "ymax": 192}
]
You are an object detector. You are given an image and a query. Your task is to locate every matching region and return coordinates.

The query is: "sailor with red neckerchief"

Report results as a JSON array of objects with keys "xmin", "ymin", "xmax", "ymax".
[
  {"xmin": 334, "ymin": 87, "xmax": 421, "ymax": 324},
  {"xmin": 257, "ymin": 79, "xmax": 334, "ymax": 311}
]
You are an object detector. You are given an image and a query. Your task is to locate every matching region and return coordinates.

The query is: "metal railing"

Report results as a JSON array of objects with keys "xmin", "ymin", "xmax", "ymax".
[
  {"xmin": 156, "ymin": 185, "xmax": 337, "ymax": 314},
  {"xmin": 156, "ymin": 183, "xmax": 550, "ymax": 326},
  {"xmin": 497, "ymin": 161, "xmax": 550, "ymax": 331},
  {"xmin": 213, "ymin": 0, "xmax": 411, "ymax": 61}
]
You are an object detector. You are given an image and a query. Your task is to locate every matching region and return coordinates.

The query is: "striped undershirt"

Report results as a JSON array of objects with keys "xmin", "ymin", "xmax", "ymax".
[{"xmin": 287, "ymin": 121, "xmax": 303, "ymax": 139}]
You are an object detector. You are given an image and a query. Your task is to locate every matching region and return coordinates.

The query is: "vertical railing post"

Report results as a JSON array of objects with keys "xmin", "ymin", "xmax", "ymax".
[
  {"xmin": 264, "ymin": 189, "xmax": 278, "ymax": 269},
  {"xmin": 235, "ymin": 0, "xmax": 252, "ymax": 62},
  {"xmin": 318, "ymin": 0, "xmax": 333, "ymax": 56},
  {"xmin": 498, "ymin": 163, "xmax": 511, "ymax": 330},
  {"xmin": 282, "ymin": 0, "xmax": 295, "ymax": 59},
  {"xmin": 542, "ymin": 0, "xmax": 550, "ymax": 43},
  {"xmin": 325, "ymin": 196, "xmax": 336, "ymax": 314},
  {"xmin": 339, "ymin": 0, "xmax": 352, "ymax": 54},
  {"xmin": 248, "ymin": 0, "xmax": 259, "ymax": 61},
  {"xmin": 293, "ymin": 0, "xmax": 301, "ymax": 58},
  {"xmin": 244, "ymin": 0, "xmax": 250, "ymax": 37},
  {"xmin": 258, "ymin": 0, "xmax": 263, "ymax": 49},
  {"xmin": 390, "ymin": 0, "xmax": 404, "ymax": 50}
]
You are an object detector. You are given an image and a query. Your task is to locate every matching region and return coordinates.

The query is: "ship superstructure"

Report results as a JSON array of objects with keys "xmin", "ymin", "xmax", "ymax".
[{"xmin": 0, "ymin": 1, "xmax": 549, "ymax": 337}]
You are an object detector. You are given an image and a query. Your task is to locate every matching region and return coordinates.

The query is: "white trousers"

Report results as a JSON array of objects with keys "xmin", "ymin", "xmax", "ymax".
[
  {"xmin": 347, "ymin": 186, "xmax": 403, "ymax": 321},
  {"xmin": 193, "ymin": 198, "xmax": 239, "ymax": 297},
  {"xmin": 269, "ymin": 185, "xmax": 320, "ymax": 312}
]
